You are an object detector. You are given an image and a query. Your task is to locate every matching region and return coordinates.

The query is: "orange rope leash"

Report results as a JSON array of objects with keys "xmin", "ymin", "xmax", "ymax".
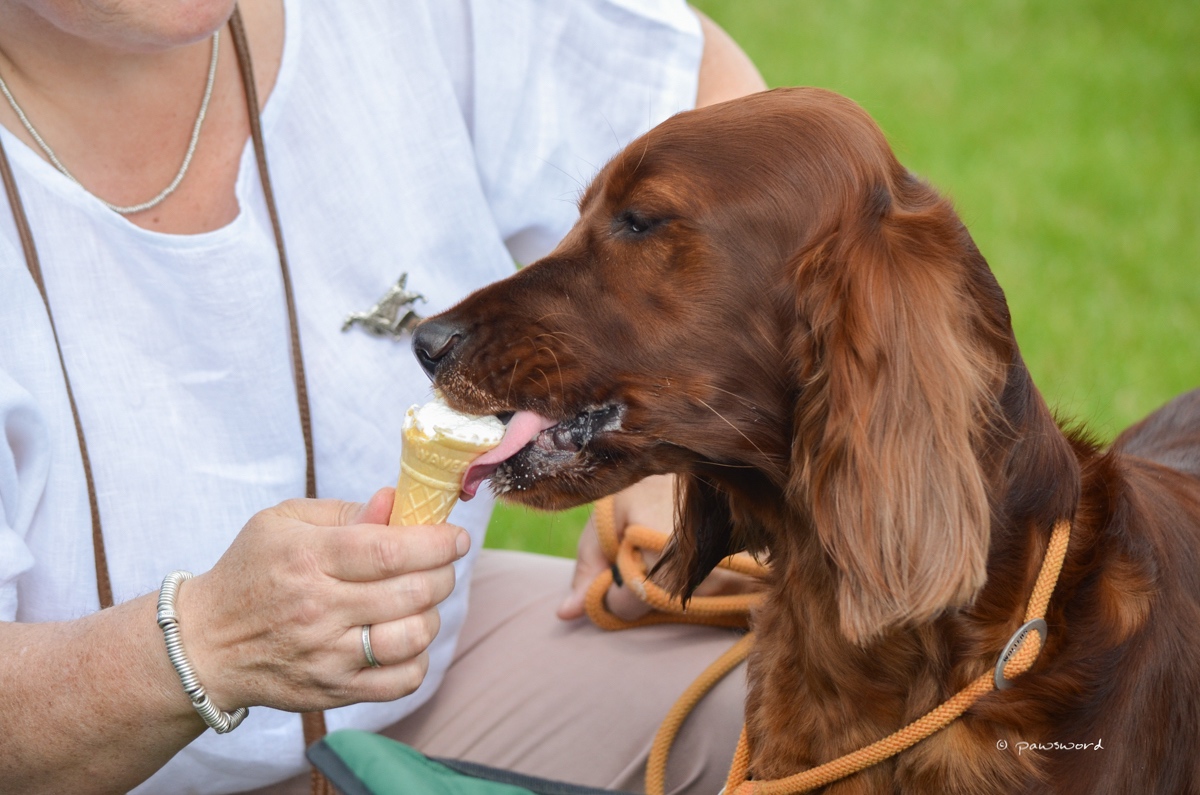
[
  {"xmin": 646, "ymin": 632, "xmax": 756, "ymax": 795},
  {"xmin": 584, "ymin": 497, "xmax": 764, "ymax": 794},
  {"xmin": 722, "ymin": 519, "xmax": 1072, "ymax": 795}
]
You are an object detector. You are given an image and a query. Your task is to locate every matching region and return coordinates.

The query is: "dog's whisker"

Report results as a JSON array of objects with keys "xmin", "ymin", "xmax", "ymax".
[
  {"xmin": 693, "ymin": 397, "xmax": 773, "ymax": 464},
  {"xmin": 697, "ymin": 461, "xmax": 757, "ymax": 470},
  {"xmin": 706, "ymin": 384, "xmax": 762, "ymax": 410},
  {"xmin": 505, "ymin": 358, "xmax": 520, "ymax": 407},
  {"xmin": 632, "ymin": 121, "xmax": 651, "ymax": 174},
  {"xmin": 536, "ymin": 154, "xmax": 587, "ymax": 195},
  {"xmin": 536, "ymin": 330, "xmax": 592, "ymax": 349},
  {"xmin": 535, "ymin": 346, "xmax": 567, "ymax": 408},
  {"xmin": 531, "ymin": 312, "xmax": 584, "ymax": 325},
  {"xmin": 532, "ymin": 369, "xmax": 554, "ymax": 405}
]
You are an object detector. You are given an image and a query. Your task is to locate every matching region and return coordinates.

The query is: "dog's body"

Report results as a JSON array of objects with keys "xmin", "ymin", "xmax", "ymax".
[{"xmin": 414, "ymin": 88, "xmax": 1200, "ymax": 793}]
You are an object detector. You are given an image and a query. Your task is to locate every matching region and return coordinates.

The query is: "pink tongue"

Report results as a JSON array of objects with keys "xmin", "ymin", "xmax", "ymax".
[{"xmin": 461, "ymin": 411, "xmax": 558, "ymax": 500}]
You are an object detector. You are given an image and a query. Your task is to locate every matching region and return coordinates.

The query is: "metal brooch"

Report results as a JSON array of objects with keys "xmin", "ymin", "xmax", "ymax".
[{"xmin": 341, "ymin": 273, "xmax": 426, "ymax": 340}]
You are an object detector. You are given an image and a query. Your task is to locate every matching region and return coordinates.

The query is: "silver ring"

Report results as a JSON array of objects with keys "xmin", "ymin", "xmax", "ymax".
[{"xmin": 361, "ymin": 624, "xmax": 381, "ymax": 668}]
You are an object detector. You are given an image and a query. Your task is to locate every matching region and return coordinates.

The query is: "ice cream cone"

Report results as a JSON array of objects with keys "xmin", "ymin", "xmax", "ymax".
[{"xmin": 389, "ymin": 401, "xmax": 504, "ymax": 526}]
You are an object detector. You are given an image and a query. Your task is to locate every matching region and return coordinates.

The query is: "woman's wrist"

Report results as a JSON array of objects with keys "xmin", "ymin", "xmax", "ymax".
[{"xmin": 157, "ymin": 571, "xmax": 249, "ymax": 733}]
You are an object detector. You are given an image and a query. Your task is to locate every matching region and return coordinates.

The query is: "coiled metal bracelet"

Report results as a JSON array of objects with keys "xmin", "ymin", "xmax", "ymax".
[{"xmin": 157, "ymin": 571, "xmax": 249, "ymax": 733}]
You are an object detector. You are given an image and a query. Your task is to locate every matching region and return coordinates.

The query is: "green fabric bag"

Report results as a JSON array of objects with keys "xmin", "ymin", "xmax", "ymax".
[{"xmin": 307, "ymin": 730, "xmax": 635, "ymax": 795}]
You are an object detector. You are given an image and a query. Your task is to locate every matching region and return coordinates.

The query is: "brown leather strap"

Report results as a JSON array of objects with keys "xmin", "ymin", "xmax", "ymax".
[
  {"xmin": 0, "ymin": 127, "xmax": 114, "ymax": 610},
  {"xmin": 301, "ymin": 712, "xmax": 334, "ymax": 795},
  {"xmin": 229, "ymin": 7, "xmax": 317, "ymax": 504},
  {"xmin": 2, "ymin": 7, "xmax": 330, "ymax": 791},
  {"xmin": 228, "ymin": 10, "xmax": 331, "ymax": 794}
]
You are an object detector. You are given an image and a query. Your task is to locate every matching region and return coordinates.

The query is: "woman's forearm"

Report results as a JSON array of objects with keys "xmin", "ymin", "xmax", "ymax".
[{"xmin": 0, "ymin": 593, "xmax": 206, "ymax": 794}]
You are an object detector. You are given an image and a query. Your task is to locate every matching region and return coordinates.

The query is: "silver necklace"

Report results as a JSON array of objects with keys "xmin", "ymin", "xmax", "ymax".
[{"xmin": 0, "ymin": 31, "xmax": 220, "ymax": 215}]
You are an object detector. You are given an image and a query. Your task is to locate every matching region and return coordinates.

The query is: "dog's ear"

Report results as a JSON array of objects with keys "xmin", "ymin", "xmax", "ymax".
[
  {"xmin": 790, "ymin": 179, "xmax": 1003, "ymax": 644},
  {"xmin": 653, "ymin": 473, "xmax": 736, "ymax": 601}
]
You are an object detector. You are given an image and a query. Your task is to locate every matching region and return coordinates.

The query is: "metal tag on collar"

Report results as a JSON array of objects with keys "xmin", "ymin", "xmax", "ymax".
[
  {"xmin": 342, "ymin": 273, "xmax": 426, "ymax": 340},
  {"xmin": 994, "ymin": 617, "xmax": 1048, "ymax": 690}
]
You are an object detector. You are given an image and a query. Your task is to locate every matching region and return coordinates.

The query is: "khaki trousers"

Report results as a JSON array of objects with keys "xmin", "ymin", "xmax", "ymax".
[{"xmin": 250, "ymin": 549, "xmax": 747, "ymax": 794}]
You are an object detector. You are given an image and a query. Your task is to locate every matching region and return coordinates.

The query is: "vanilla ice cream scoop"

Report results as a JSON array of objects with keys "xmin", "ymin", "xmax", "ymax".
[{"xmin": 389, "ymin": 396, "xmax": 505, "ymax": 526}]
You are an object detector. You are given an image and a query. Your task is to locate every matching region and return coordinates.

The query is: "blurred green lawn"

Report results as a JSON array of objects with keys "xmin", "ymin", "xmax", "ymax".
[{"xmin": 486, "ymin": 0, "xmax": 1200, "ymax": 558}]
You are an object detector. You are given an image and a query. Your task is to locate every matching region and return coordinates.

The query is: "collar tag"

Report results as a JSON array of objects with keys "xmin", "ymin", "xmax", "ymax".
[{"xmin": 994, "ymin": 618, "xmax": 1048, "ymax": 690}]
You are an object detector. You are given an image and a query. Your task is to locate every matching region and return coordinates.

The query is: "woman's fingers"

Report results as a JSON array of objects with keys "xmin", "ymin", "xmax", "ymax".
[
  {"xmin": 556, "ymin": 518, "xmax": 608, "ymax": 620},
  {"xmin": 269, "ymin": 486, "xmax": 393, "ymax": 529},
  {"xmin": 349, "ymin": 609, "xmax": 442, "ymax": 670},
  {"xmin": 323, "ymin": 522, "xmax": 470, "ymax": 583},
  {"xmin": 348, "ymin": 565, "xmax": 457, "ymax": 627},
  {"xmin": 558, "ymin": 475, "xmax": 673, "ymax": 622},
  {"xmin": 350, "ymin": 650, "xmax": 432, "ymax": 703},
  {"xmin": 339, "ymin": 610, "xmax": 442, "ymax": 703}
]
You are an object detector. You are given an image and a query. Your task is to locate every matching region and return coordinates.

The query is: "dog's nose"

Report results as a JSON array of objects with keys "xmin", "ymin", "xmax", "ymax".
[{"xmin": 412, "ymin": 318, "xmax": 463, "ymax": 379}]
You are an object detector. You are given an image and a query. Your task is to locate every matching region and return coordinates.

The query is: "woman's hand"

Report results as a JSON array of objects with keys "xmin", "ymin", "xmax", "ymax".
[
  {"xmin": 556, "ymin": 475, "xmax": 674, "ymax": 621},
  {"xmin": 0, "ymin": 487, "xmax": 468, "ymax": 794},
  {"xmin": 556, "ymin": 475, "xmax": 761, "ymax": 622},
  {"xmin": 180, "ymin": 487, "xmax": 469, "ymax": 713}
]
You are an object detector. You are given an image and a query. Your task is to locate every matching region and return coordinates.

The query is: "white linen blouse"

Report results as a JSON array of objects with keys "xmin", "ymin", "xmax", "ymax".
[{"xmin": 0, "ymin": 0, "xmax": 701, "ymax": 791}]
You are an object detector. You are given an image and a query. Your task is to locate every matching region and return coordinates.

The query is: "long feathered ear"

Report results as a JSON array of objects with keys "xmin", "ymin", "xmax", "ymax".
[
  {"xmin": 791, "ymin": 179, "xmax": 1004, "ymax": 644},
  {"xmin": 653, "ymin": 473, "xmax": 736, "ymax": 601}
]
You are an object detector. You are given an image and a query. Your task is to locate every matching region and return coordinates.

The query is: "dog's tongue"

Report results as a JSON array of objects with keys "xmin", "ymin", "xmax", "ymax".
[{"xmin": 461, "ymin": 411, "xmax": 558, "ymax": 500}]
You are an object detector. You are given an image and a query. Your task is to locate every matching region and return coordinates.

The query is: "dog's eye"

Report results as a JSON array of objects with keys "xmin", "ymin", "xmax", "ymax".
[{"xmin": 616, "ymin": 210, "xmax": 656, "ymax": 236}]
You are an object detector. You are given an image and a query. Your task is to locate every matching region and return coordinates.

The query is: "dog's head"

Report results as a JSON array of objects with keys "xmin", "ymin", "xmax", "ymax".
[{"xmin": 416, "ymin": 87, "xmax": 1040, "ymax": 642}]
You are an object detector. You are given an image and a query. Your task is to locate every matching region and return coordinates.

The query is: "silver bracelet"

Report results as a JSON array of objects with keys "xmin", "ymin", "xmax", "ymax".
[{"xmin": 157, "ymin": 571, "xmax": 249, "ymax": 734}]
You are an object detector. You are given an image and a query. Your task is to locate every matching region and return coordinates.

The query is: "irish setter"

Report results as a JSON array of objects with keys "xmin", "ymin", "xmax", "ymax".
[{"xmin": 413, "ymin": 88, "xmax": 1200, "ymax": 793}]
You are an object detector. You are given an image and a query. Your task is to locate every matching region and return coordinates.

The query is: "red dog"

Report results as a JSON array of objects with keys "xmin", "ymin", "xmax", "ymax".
[{"xmin": 414, "ymin": 88, "xmax": 1200, "ymax": 794}]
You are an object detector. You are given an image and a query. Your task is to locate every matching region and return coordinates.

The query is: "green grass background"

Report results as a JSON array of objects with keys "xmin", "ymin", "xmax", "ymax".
[{"xmin": 486, "ymin": 0, "xmax": 1199, "ymax": 558}]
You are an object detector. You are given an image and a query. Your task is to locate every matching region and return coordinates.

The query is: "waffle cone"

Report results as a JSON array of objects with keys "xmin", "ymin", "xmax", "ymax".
[{"xmin": 389, "ymin": 415, "xmax": 497, "ymax": 526}]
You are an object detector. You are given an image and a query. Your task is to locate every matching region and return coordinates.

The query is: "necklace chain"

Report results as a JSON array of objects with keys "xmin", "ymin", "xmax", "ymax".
[{"xmin": 0, "ymin": 31, "xmax": 220, "ymax": 215}]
